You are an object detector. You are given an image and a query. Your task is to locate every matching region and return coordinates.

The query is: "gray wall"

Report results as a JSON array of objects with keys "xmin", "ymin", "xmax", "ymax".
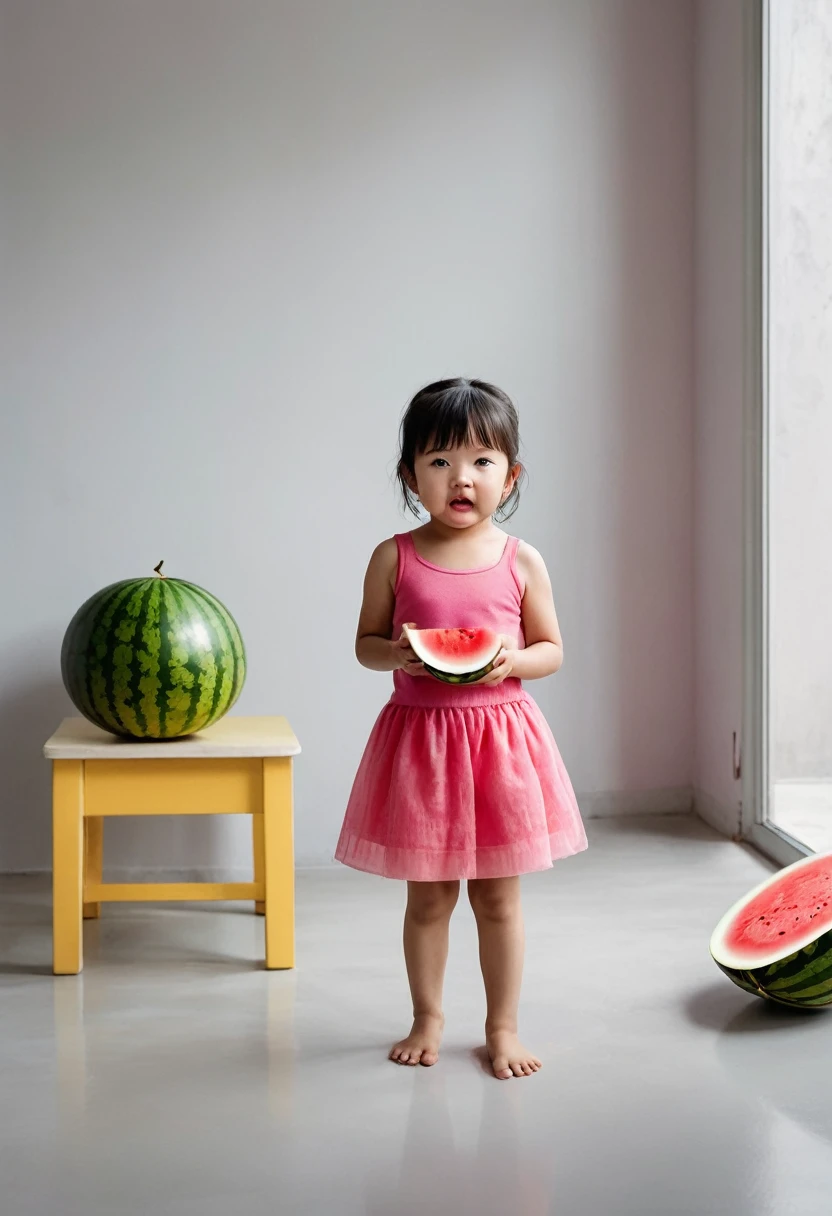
[
  {"xmin": 1, "ymin": 0, "xmax": 695, "ymax": 875},
  {"xmin": 692, "ymin": 0, "xmax": 744, "ymax": 834}
]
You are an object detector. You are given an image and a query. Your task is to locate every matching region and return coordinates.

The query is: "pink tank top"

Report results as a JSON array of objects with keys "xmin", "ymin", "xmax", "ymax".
[{"xmin": 390, "ymin": 531, "xmax": 528, "ymax": 709}]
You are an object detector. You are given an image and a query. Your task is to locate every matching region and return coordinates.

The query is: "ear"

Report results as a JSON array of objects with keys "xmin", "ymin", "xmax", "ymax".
[
  {"xmin": 401, "ymin": 463, "xmax": 420, "ymax": 497},
  {"xmin": 501, "ymin": 463, "xmax": 522, "ymax": 500}
]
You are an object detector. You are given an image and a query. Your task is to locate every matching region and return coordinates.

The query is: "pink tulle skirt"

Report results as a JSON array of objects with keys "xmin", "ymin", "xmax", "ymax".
[{"xmin": 335, "ymin": 690, "xmax": 588, "ymax": 881}]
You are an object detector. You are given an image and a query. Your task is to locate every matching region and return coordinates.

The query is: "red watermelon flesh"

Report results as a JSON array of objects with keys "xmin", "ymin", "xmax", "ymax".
[
  {"xmin": 403, "ymin": 626, "xmax": 502, "ymax": 681},
  {"xmin": 711, "ymin": 853, "xmax": 832, "ymax": 969}
]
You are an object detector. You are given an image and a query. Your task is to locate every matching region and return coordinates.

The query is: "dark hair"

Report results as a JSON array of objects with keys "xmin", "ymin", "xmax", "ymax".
[{"xmin": 396, "ymin": 378, "xmax": 524, "ymax": 521}]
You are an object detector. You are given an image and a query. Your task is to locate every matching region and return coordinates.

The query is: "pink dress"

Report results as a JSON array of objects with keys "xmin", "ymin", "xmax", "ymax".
[{"xmin": 335, "ymin": 531, "xmax": 588, "ymax": 881}]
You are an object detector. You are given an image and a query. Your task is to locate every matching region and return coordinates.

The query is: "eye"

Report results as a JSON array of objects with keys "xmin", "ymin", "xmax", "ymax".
[
  {"xmin": 475, "ymin": 458, "xmax": 494, "ymax": 467},
  {"xmin": 430, "ymin": 458, "xmax": 450, "ymax": 467}
]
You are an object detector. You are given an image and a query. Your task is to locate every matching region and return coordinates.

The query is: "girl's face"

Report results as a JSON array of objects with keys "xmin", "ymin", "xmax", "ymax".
[{"xmin": 408, "ymin": 442, "xmax": 519, "ymax": 528}]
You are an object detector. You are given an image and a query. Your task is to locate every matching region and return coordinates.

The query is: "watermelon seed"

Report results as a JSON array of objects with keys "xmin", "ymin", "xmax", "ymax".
[{"xmin": 779, "ymin": 932, "xmax": 785, "ymax": 935}]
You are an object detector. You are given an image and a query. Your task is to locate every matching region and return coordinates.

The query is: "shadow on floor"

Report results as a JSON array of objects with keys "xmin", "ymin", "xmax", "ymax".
[
  {"xmin": 0, "ymin": 880, "xmax": 269, "ymax": 976},
  {"xmin": 686, "ymin": 981, "xmax": 827, "ymax": 1033}
]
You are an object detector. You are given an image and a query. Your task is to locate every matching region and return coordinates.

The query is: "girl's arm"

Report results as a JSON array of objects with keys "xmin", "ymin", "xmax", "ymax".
[
  {"xmin": 354, "ymin": 540, "xmax": 424, "ymax": 675},
  {"xmin": 479, "ymin": 542, "xmax": 563, "ymax": 684},
  {"xmin": 512, "ymin": 542, "xmax": 563, "ymax": 679}
]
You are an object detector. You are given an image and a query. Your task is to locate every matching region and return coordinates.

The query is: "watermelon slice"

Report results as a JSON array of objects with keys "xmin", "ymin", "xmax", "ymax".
[
  {"xmin": 709, "ymin": 852, "xmax": 832, "ymax": 1007},
  {"xmin": 403, "ymin": 626, "xmax": 502, "ymax": 686}
]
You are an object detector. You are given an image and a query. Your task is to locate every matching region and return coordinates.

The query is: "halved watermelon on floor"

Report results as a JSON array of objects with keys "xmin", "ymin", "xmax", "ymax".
[
  {"xmin": 710, "ymin": 852, "xmax": 832, "ymax": 1008},
  {"xmin": 403, "ymin": 626, "xmax": 502, "ymax": 686}
]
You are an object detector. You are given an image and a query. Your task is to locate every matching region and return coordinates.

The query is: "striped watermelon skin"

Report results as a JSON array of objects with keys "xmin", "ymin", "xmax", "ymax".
[
  {"xmin": 714, "ymin": 928, "xmax": 832, "ymax": 1008},
  {"xmin": 61, "ymin": 575, "xmax": 246, "ymax": 739},
  {"xmin": 423, "ymin": 660, "xmax": 497, "ymax": 685}
]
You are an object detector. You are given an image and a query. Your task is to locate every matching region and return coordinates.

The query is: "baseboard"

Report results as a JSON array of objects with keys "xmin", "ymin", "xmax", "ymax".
[
  {"xmin": 693, "ymin": 787, "xmax": 742, "ymax": 839},
  {"xmin": 105, "ymin": 867, "xmax": 257, "ymax": 883},
  {"xmin": 1, "ymin": 787, "xmax": 706, "ymax": 878},
  {"xmin": 577, "ymin": 786, "xmax": 693, "ymax": 818}
]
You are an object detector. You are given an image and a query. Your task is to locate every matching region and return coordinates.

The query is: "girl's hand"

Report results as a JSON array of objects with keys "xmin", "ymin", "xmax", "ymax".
[
  {"xmin": 475, "ymin": 635, "xmax": 518, "ymax": 686},
  {"xmin": 391, "ymin": 623, "xmax": 428, "ymax": 677}
]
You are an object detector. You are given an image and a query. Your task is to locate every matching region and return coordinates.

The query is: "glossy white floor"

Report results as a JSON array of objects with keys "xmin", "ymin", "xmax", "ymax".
[{"xmin": 2, "ymin": 815, "xmax": 831, "ymax": 1216}]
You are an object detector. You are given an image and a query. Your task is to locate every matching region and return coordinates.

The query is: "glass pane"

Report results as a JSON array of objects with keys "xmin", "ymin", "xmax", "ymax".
[{"xmin": 767, "ymin": 0, "xmax": 832, "ymax": 852}]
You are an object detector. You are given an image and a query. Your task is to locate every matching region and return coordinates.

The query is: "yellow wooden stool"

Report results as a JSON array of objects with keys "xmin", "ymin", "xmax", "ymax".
[{"xmin": 43, "ymin": 715, "xmax": 301, "ymax": 975}]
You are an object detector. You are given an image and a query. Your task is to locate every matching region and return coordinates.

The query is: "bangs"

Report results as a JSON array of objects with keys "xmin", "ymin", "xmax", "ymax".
[
  {"xmin": 404, "ymin": 381, "xmax": 517, "ymax": 461},
  {"xmin": 423, "ymin": 391, "xmax": 509, "ymax": 455}
]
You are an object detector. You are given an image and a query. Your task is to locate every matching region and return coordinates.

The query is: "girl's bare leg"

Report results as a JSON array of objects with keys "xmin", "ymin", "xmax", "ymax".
[
  {"xmin": 468, "ymin": 876, "xmax": 542, "ymax": 1079},
  {"xmin": 390, "ymin": 879, "xmax": 460, "ymax": 1066}
]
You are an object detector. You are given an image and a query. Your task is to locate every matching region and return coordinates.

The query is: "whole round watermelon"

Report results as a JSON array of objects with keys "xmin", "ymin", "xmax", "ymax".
[{"xmin": 61, "ymin": 562, "xmax": 246, "ymax": 739}]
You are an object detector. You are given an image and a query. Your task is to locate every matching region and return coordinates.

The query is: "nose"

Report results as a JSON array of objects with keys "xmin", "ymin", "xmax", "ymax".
[{"xmin": 453, "ymin": 468, "xmax": 473, "ymax": 488}]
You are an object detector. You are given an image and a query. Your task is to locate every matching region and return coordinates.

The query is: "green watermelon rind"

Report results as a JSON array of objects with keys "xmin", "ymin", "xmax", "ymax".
[
  {"xmin": 716, "ymin": 956, "xmax": 832, "ymax": 1008},
  {"xmin": 422, "ymin": 658, "xmax": 497, "ymax": 686},
  {"xmin": 61, "ymin": 575, "xmax": 246, "ymax": 741}
]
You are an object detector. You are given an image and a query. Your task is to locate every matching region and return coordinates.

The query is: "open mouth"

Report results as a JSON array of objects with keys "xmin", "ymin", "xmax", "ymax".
[{"xmin": 450, "ymin": 497, "xmax": 474, "ymax": 512}]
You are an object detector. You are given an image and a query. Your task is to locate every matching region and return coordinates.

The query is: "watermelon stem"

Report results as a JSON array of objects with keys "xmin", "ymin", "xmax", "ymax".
[{"xmin": 154, "ymin": 560, "xmax": 166, "ymax": 580}]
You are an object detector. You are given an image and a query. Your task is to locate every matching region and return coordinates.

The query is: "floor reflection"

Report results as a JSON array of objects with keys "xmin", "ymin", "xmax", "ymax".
[
  {"xmin": 363, "ymin": 1049, "xmax": 549, "ymax": 1216},
  {"xmin": 53, "ymin": 977, "xmax": 87, "ymax": 1127}
]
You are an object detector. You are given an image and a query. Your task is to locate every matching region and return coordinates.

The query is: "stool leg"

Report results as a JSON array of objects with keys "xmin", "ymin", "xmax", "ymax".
[
  {"xmin": 53, "ymin": 760, "xmax": 84, "ymax": 975},
  {"xmin": 84, "ymin": 817, "xmax": 103, "ymax": 919},
  {"xmin": 263, "ymin": 757, "xmax": 295, "ymax": 970},
  {"xmin": 253, "ymin": 812, "xmax": 265, "ymax": 915}
]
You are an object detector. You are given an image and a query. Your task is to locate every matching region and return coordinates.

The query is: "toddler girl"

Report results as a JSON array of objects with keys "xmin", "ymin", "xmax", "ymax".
[{"xmin": 335, "ymin": 378, "xmax": 587, "ymax": 1079}]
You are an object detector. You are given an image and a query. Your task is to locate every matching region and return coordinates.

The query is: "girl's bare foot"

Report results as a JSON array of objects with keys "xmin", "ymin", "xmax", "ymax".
[
  {"xmin": 486, "ymin": 1028, "xmax": 542, "ymax": 1079},
  {"xmin": 389, "ymin": 1013, "xmax": 445, "ymax": 1067}
]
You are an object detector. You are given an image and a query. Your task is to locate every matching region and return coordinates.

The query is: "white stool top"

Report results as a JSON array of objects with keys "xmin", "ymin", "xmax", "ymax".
[{"xmin": 44, "ymin": 715, "xmax": 301, "ymax": 760}]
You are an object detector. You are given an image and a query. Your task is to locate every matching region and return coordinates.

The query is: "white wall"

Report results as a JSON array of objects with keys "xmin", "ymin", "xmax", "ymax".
[
  {"xmin": 769, "ymin": 0, "xmax": 832, "ymax": 781},
  {"xmin": 1, "ymin": 0, "xmax": 695, "ymax": 875},
  {"xmin": 692, "ymin": 0, "xmax": 744, "ymax": 836}
]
